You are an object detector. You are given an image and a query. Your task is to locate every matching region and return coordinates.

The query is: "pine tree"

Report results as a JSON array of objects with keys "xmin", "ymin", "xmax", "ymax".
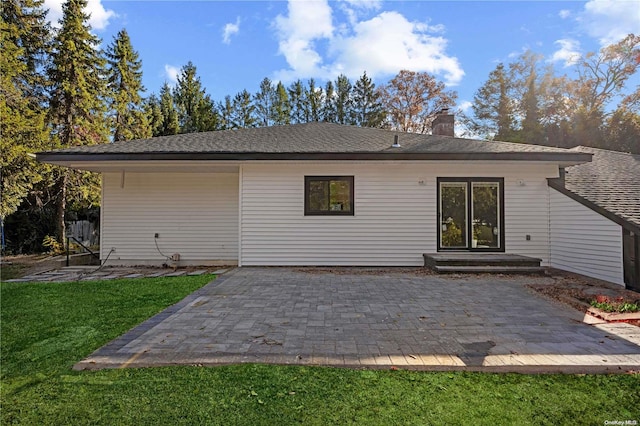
[
  {"xmin": 519, "ymin": 66, "xmax": 544, "ymax": 144},
  {"xmin": 334, "ymin": 74, "xmax": 354, "ymax": 125},
  {"xmin": 272, "ymin": 81, "xmax": 290, "ymax": 125},
  {"xmin": 218, "ymin": 95, "xmax": 234, "ymax": 130},
  {"xmin": 144, "ymin": 93, "xmax": 162, "ymax": 136},
  {"xmin": 288, "ymin": 79, "xmax": 308, "ymax": 124},
  {"xmin": 353, "ymin": 71, "xmax": 385, "ymax": 128},
  {"xmin": 254, "ymin": 77, "xmax": 275, "ymax": 127},
  {"xmin": 106, "ymin": 29, "xmax": 150, "ymax": 141},
  {"xmin": 306, "ymin": 78, "xmax": 323, "ymax": 122},
  {"xmin": 173, "ymin": 61, "xmax": 218, "ymax": 133},
  {"xmin": 230, "ymin": 89, "xmax": 256, "ymax": 129},
  {"xmin": 0, "ymin": 0, "xmax": 51, "ymax": 221},
  {"xmin": 148, "ymin": 82, "xmax": 180, "ymax": 136},
  {"xmin": 47, "ymin": 0, "xmax": 109, "ymax": 243},
  {"xmin": 471, "ymin": 63, "xmax": 517, "ymax": 140},
  {"xmin": 322, "ymin": 80, "xmax": 336, "ymax": 123}
]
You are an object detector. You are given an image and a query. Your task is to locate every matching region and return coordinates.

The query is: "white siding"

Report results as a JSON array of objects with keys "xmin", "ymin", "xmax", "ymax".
[
  {"xmin": 101, "ymin": 172, "xmax": 238, "ymax": 265},
  {"xmin": 549, "ymin": 187, "xmax": 623, "ymax": 285},
  {"xmin": 240, "ymin": 162, "xmax": 558, "ymax": 266}
]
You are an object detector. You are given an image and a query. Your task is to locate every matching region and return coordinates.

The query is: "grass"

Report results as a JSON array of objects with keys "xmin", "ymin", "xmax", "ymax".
[{"xmin": 2, "ymin": 276, "xmax": 639, "ymax": 425}]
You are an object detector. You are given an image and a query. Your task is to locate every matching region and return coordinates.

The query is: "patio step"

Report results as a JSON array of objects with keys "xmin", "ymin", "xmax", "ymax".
[
  {"xmin": 433, "ymin": 265, "xmax": 545, "ymax": 274},
  {"xmin": 423, "ymin": 253, "xmax": 544, "ymax": 274}
]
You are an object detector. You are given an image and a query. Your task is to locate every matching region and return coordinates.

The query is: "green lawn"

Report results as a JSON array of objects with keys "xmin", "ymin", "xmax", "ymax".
[{"xmin": 1, "ymin": 276, "xmax": 639, "ymax": 425}]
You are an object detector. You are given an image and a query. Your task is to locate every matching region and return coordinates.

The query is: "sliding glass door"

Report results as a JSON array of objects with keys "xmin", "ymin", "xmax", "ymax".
[
  {"xmin": 438, "ymin": 178, "xmax": 504, "ymax": 251},
  {"xmin": 440, "ymin": 182, "xmax": 468, "ymax": 248}
]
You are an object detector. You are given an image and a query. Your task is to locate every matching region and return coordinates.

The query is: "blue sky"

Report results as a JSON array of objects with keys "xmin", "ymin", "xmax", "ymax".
[{"xmin": 43, "ymin": 0, "xmax": 640, "ymax": 113}]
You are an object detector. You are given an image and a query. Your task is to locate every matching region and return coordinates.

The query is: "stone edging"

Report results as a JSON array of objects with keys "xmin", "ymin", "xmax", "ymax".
[{"xmin": 586, "ymin": 307, "xmax": 640, "ymax": 322}]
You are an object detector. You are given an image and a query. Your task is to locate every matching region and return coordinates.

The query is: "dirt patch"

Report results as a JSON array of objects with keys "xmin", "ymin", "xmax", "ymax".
[
  {"xmin": 526, "ymin": 269, "xmax": 640, "ymax": 326},
  {"xmin": 1, "ymin": 254, "xmax": 61, "ymax": 279}
]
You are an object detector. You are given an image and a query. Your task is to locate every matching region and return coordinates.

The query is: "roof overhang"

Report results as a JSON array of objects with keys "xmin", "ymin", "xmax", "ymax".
[
  {"xmin": 548, "ymin": 178, "xmax": 640, "ymax": 235},
  {"xmin": 36, "ymin": 151, "xmax": 593, "ymax": 171}
]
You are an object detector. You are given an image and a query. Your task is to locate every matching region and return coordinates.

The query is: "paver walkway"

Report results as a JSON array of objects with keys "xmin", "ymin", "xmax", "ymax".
[
  {"xmin": 75, "ymin": 267, "xmax": 640, "ymax": 373},
  {"xmin": 4, "ymin": 266, "xmax": 228, "ymax": 283}
]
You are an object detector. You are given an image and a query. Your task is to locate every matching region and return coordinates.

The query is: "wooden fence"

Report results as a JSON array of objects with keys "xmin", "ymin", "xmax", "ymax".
[{"xmin": 67, "ymin": 220, "xmax": 99, "ymax": 247}]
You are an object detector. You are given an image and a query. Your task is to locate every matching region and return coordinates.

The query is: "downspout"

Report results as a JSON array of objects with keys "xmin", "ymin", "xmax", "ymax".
[
  {"xmin": 237, "ymin": 164, "xmax": 243, "ymax": 267},
  {"xmin": 547, "ymin": 181, "xmax": 552, "ymax": 268},
  {"xmin": 547, "ymin": 166, "xmax": 565, "ymax": 269},
  {"xmin": 100, "ymin": 174, "xmax": 105, "ymax": 263}
]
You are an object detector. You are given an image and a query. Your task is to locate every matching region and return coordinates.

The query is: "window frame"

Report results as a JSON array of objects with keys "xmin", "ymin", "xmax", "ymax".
[{"xmin": 304, "ymin": 176, "xmax": 355, "ymax": 216}]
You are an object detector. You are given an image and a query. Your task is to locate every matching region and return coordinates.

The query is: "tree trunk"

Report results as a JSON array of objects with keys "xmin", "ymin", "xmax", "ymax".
[{"xmin": 55, "ymin": 171, "xmax": 68, "ymax": 246}]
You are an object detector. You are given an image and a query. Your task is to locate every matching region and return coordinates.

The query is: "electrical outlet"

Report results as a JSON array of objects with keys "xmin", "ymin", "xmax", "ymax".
[
  {"xmin": 154, "ymin": 233, "xmax": 159, "ymax": 238},
  {"xmin": 526, "ymin": 234, "xmax": 531, "ymax": 241}
]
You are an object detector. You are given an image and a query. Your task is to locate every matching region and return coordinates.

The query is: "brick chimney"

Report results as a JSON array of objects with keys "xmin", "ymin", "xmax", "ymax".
[{"xmin": 432, "ymin": 108, "xmax": 455, "ymax": 137}]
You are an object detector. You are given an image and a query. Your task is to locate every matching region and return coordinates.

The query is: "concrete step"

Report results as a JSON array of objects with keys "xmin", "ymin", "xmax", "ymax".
[
  {"xmin": 424, "ymin": 253, "xmax": 542, "ymax": 268},
  {"xmin": 434, "ymin": 265, "xmax": 546, "ymax": 274}
]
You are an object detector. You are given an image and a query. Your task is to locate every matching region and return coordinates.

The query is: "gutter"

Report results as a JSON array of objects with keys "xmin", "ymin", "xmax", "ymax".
[{"xmin": 36, "ymin": 151, "xmax": 593, "ymax": 164}]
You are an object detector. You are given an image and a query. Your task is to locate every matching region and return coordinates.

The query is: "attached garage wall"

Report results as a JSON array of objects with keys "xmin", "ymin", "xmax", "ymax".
[
  {"xmin": 240, "ymin": 162, "xmax": 557, "ymax": 266},
  {"xmin": 549, "ymin": 187, "xmax": 623, "ymax": 285},
  {"xmin": 101, "ymin": 172, "xmax": 238, "ymax": 265}
]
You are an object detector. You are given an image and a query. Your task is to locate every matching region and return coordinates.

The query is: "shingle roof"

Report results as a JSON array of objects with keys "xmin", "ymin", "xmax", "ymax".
[
  {"xmin": 37, "ymin": 122, "xmax": 589, "ymax": 162},
  {"xmin": 559, "ymin": 146, "xmax": 640, "ymax": 231}
]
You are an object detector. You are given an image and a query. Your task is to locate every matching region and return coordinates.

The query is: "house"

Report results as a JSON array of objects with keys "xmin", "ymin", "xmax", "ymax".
[
  {"xmin": 548, "ymin": 146, "xmax": 639, "ymax": 291},
  {"xmin": 38, "ymin": 114, "xmax": 606, "ymax": 278}
]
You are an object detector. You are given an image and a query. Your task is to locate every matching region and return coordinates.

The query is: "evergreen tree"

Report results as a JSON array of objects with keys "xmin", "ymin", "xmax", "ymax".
[
  {"xmin": 218, "ymin": 95, "xmax": 234, "ymax": 130},
  {"xmin": 2, "ymin": 0, "xmax": 50, "ymax": 101},
  {"xmin": 353, "ymin": 71, "xmax": 385, "ymax": 128},
  {"xmin": 471, "ymin": 63, "xmax": 517, "ymax": 140},
  {"xmin": 47, "ymin": 0, "xmax": 109, "ymax": 243},
  {"xmin": 106, "ymin": 28, "xmax": 150, "ymax": 141},
  {"xmin": 254, "ymin": 77, "xmax": 275, "ymax": 127},
  {"xmin": 306, "ymin": 78, "xmax": 323, "ymax": 122},
  {"xmin": 321, "ymin": 80, "xmax": 336, "ymax": 123},
  {"xmin": 0, "ymin": 0, "xmax": 51, "ymax": 222},
  {"xmin": 148, "ymin": 82, "xmax": 179, "ymax": 136},
  {"xmin": 230, "ymin": 89, "xmax": 256, "ymax": 129},
  {"xmin": 272, "ymin": 81, "xmax": 290, "ymax": 125},
  {"xmin": 173, "ymin": 61, "xmax": 218, "ymax": 133},
  {"xmin": 144, "ymin": 93, "xmax": 162, "ymax": 136},
  {"xmin": 288, "ymin": 79, "xmax": 308, "ymax": 124},
  {"xmin": 519, "ymin": 66, "xmax": 544, "ymax": 144},
  {"xmin": 334, "ymin": 74, "xmax": 354, "ymax": 125}
]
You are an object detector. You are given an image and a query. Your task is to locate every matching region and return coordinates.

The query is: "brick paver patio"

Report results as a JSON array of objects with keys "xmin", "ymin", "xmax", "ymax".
[{"xmin": 75, "ymin": 267, "xmax": 640, "ymax": 373}]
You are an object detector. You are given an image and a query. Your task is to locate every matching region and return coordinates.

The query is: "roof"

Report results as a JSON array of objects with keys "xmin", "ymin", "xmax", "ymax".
[
  {"xmin": 36, "ymin": 122, "xmax": 591, "ymax": 163},
  {"xmin": 548, "ymin": 146, "xmax": 640, "ymax": 234}
]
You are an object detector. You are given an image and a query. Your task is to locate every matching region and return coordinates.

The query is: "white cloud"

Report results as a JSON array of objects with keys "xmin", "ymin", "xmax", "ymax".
[
  {"xmin": 164, "ymin": 65, "xmax": 180, "ymax": 85},
  {"xmin": 459, "ymin": 101, "xmax": 472, "ymax": 113},
  {"xmin": 558, "ymin": 9, "xmax": 571, "ymax": 19},
  {"xmin": 222, "ymin": 17, "xmax": 240, "ymax": 45},
  {"xmin": 581, "ymin": 0, "xmax": 640, "ymax": 45},
  {"xmin": 334, "ymin": 12, "xmax": 464, "ymax": 85},
  {"xmin": 44, "ymin": 0, "xmax": 116, "ymax": 30},
  {"xmin": 273, "ymin": 1, "xmax": 464, "ymax": 86},
  {"xmin": 549, "ymin": 38, "xmax": 581, "ymax": 67},
  {"xmin": 273, "ymin": 0, "xmax": 334, "ymax": 78},
  {"xmin": 342, "ymin": 0, "xmax": 382, "ymax": 10}
]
